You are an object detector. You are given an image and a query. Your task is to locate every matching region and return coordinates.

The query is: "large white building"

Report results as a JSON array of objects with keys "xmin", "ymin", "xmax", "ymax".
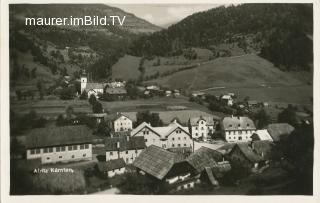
[
  {"xmin": 105, "ymin": 136, "xmax": 146, "ymax": 164},
  {"xmin": 25, "ymin": 125, "xmax": 93, "ymax": 164},
  {"xmin": 108, "ymin": 113, "xmax": 133, "ymax": 132},
  {"xmin": 130, "ymin": 120, "xmax": 193, "ymax": 151},
  {"xmin": 188, "ymin": 116, "xmax": 217, "ymax": 141},
  {"xmin": 221, "ymin": 116, "xmax": 256, "ymax": 143}
]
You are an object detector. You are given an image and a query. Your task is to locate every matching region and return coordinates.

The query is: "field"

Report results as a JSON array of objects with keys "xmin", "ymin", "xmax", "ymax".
[
  {"xmin": 111, "ymin": 54, "xmax": 141, "ymax": 80},
  {"xmin": 145, "ymin": 54, "xmax": 310, "ymax": 90}
]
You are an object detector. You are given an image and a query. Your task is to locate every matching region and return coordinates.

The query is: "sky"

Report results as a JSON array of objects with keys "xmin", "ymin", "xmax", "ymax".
[{"xmin": 112, "ymin": 4, "xmax": 222, "ymax": 27}]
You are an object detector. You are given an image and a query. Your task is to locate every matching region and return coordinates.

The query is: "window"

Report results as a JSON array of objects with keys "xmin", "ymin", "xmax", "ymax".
[
  {"xmin": 172, "ymin": 144, "xmax": 175, "ymax": 147},
  {"xmin": 110, "ymin": 152, "xmax": 113, "ymax": 155},
  {"xmin": 48, "ymin": 147, "xmax": 53, "ymax": 153},
  {"xmin": 46, "ymin": 157, "xmax": 50, "ymax": 160},
  {"xmin": 135, "ymin": 149, "xmax": 138, "ymax": 153},
  {"xmin": 239, "ymin": 131, "xmax": 242, "ymax": 135},
  {"xmin": 195, "ymin": 127, "xmax": 198, "ymax": 130},
  {"xmin": 184, "ymin": 144, "xmax": 187, "ymax": 147},
  {"xmin": 239, "ymin": 137, "xmax": 242, "ymax": 140},
  {"xmin": 172, "ymin": 138, "xmax": 175, "ymax": 141},
  {"xmin": 201, "ymin": 127, "xmax": 204, "ymax": 130},
  {"xmin": 247, "ymin": 123, "xmax": 250, "ymax": 127},
  {"xmin": 229, "ymin": 137, "xmax": 231, "ymax": 139},
  {"xmin": 71, "ymin": 155, "xmax": 75, "ymax": 159},
  {"xmin": 126, "ymin": 158, "xmax": 129, "ymax": 163},
  {"xmin": 178, "ymin": 144, "xmax": 181, "ymax": 147},
  {"xmin": 126, "ymin": 151, "xmax": 128, "ymax": 154},
  {"xmin": 61, "ymin": 146, "xmax": 66, "ymax": 151},
  {"xmin": 68, "ymin": 146, "xmax": 73, "ymax": 151},
  {"xmin": 30, "ymin": 149, "xmax": 35, "ymax": 155},
  {"xmin": 59, "ymin": 156, "xmax": 62, "ymax": 159},
  {"xmin": 195, "ymin": 133, "xmax": 198, "ymax": 136},
  {"xmin": 83, "ymin": 154, "xmax": 86, "ymax": 157},
  {"xmin": 73, "ymin": 145, "xmax": 78, "ymax": 150},
  {"xmin": 145, "ymin": 139, "xmax": 148, "ymax": 142},
  {"xmin": 43, "ymin": 148, "xmax": 49, "ymax": 153},
  {"xmin": 184, "ymin": 137, "xmax": 187, "ymax": 140},
  {"xmin": 178, "ymin": 137, "xmax": 181, "ymax": 140},
  {"xmin": 56, "ymin": 147, "xmax": 61, "ymax": 152},
  {"xmin": 80, "ymin": 145, "xmax": 85, "ymax": 150}
]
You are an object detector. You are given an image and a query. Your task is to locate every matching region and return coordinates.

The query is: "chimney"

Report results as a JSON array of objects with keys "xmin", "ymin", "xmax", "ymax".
[{"xmin": 117, "ymin": 141, "xmax": 120, "ymax": 149}]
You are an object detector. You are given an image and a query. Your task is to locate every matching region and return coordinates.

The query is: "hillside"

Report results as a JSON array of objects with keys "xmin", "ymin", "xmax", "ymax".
[
  {"xmin": 145, "ymin": 54, "xmax": 310, "ymax": 89},
  {"xmin": 129, "ymin": 4, "xmax": 313, "ymax": 72},
  {"xmin": 9, "ymin": 4, "xmax": 161, "ymax": 89}
]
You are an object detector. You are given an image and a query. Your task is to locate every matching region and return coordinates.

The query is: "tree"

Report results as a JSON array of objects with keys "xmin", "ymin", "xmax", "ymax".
[
  {"xmin": 254, "ymin": 109, "xmax": 271, "ymax": 129},
  {"xmin": 36, "ymin": 79, "xmax": 45, "ymax": 100},
  {"xmin": 278, "ymin": 105, "xmax": 299, "ymax": 127},
  {"xmin": 92, "ymin": 101, "xmax": 103, "ymax": 113},
  {"xmin": 136, "ymin": 111, "xmax": 163, "ymax": 127},
  {"xmin": 80, "ymin": 90, "xmax": 88, "ymax": 100},
  {"xmin": 88, "ymin": 94, "xmax": 97, "ymax": 105},
  {"xmin": 59, "ymin": 87, "xmax": 75, "ymax": 100},
  {"xmin": 65, "ymin": 106, "xmax": 74, "ymax": 119}
]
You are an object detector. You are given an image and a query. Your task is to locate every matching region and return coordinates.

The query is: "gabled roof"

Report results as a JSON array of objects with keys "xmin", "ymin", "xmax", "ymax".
[
  {"xmin": 252, "ymin": 129, "xmax": 273, "ymax": 141},
  {"xmin": 85, "ymin": 83, "xmax": 105, "ymax": 90},
  {"xmin": 25, "ymin": 125, "xmax": 92, "ymax": 149},
  {"xmin": 186, "ymin": 147, "xmax": 224, "ymax": 173},
  {"xmin": 97, "ymin": 158, "xmax": 126, "ymax": 172},
  {"xmin": 189, "ymin": 116, "xmax": 216, "ymax": 126},
  {"xmin": 133, "ymin": 145, "xmax": 181, "ymax": 180},
  {"xmin": 231, "ymin": 143, "xmax": 262, "ymax": 163},
  {"xmin": 267, "ymin": 123, "xmax": 295, "ymax": 142},
  {"xmin": 131, "ymin": 121, "xmax": 191, "ymax": 140},
  {"xmin": 105, "ymin": 136, "xmax": 146, "ymax": 152},
  {"xmin": 222, "ymin": 116, "xmax": 256, "ymax": 131},
  {"xmin": 108, "ymin": 113, "xmax": 131, "ymax": 122}
]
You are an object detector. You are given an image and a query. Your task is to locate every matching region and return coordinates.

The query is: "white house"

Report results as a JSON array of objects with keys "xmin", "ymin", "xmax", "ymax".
[
  {"xmin": 221, "ymin": 95, "xmax": 233, "ymax": 106},
  {"xmin": 105, "ymin": 136, "xmax": 146, "ymax": 164},
  {"xmin": 25, "ymin": 125, "xmax": 93, "ymax": 164},
  {"xmin": 131, "ymin": 120, "xmax": 193, "ymax": 151},
  {"xmin": 251, "ymin": 129, "xmax": 273, "ymax": 141},
  {"xmin": 221, "ymin": 116, "xmax": 256, "ymax": 143},
  {"xmin": 188, "ymin": 116, "xmax": 217, "ymax": 141},
  {"xmin": 108, "ymin": 113, "xmax": 133, "ymax": 132},
  {"xmin": 97, "ymin": 158, "xmax": 126, "ymax": 177}
]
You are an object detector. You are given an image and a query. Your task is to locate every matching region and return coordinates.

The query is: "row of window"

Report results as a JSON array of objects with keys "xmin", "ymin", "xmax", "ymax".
[
  {"xmin": 116, "ymin": 122, "xmax": 131, "ymax": 126},
  {"xmin": 30, "ymin": 144, "xmax": 89, "ymax": 155},
  {"xmin": 228, "ymin": 136, "xmax": 250, "ymax": 140},
  {"xmin": 109, "ymin": 150, "xmax": 138, "ymax": 156},
  {"xmin": 45, "ymin": 153, "xmax": 87, "ymax": 161},
  {"xmin": 194, "ymin": 126, "xmax": 212, "ymax": 130},
  {"xmin": 172, "ymin": 137, "xmax": 187, "ymax": 141},
  {"xmin": 228, "ymin": 123, "xmax": 251, "ymax": 128},
  {"xmin": 226, "ymin": 130, "xmax": 253, "ymax": 135},
  {"xmin": 172, "ymin": 143, "xmax": 188, "ymax": 148}
]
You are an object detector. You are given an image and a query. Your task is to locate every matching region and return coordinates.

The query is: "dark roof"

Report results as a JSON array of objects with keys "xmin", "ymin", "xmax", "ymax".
[
  {"xmin": 97, "ymin": 158, "xmax": 126, "ymax": 172},
  {"xmin": 232, "ymin": 143, "xmax": 262, "ymax": 163},
  {"xmin": 85, "ymin": 83, "xmax": 105, "ymax": 90},
  {"xmin": 107, "ymin": 113, "xmax": 131, "ymax": 122},
  {"xmin": 267, "ymin": 123, "xmax": 295, "ymax": 142},
  {"xmin": 25, "ymin": 125, "xmax": 92, "ymax": 149},
  {"xmin": 211, "ymin": 161, "xmax": 232, "ymax": 178},
  {"xmin": 252, "ymin": 140, "xmax": 274, "ymax": 160},
  {"xmin": 105, "ymin": 136, "xmax": 146, "ymax": 151},
  {"xmin": 133, "ymin": 145, "xmax": 180, "ymax": 180},
  {"xmin": 222, "ymin": 116, "xmax": 256, "ymax": 131},
  {"xmin": 187, "ymin": 147, "xmax": 224, "ymax": 173},
  {"xmin": 204, "ymin": 167, "xmax": 219, "ymax": 186},
  {"xmin": 105, "ymin": 87, "xmax": 127, "ymax": 95}
]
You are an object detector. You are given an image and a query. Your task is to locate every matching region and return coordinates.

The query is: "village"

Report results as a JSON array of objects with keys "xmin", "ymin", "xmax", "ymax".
[{"xmin": 10, "ymin": 71, "xmax": 313, "ymax": 195}]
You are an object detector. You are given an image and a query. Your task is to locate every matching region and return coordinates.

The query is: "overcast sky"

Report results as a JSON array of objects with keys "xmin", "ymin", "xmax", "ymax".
[{"xmin": 112, "ymin": 4, "xmax": 222, "ymax": 27}]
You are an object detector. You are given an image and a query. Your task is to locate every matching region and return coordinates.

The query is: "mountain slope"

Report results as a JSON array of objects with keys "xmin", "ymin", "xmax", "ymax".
[{"xmin": 129, "ymin": 4, "xmax": 313, "ymax": 71}]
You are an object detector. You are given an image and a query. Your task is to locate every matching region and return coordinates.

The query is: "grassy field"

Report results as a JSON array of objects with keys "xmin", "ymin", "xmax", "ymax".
[
  {"xmin": 146, "ymin": 54, "xmax": 310, "ymax": 90},
  {"xmin": 111, "ymin": 54, "xmax": 141, "ymax": 80}
]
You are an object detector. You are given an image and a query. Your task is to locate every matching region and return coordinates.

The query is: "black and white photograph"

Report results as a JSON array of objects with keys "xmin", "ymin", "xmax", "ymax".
[{"xmin": 2, "ymin": 1, "xmax": 318, "ymax": 198}]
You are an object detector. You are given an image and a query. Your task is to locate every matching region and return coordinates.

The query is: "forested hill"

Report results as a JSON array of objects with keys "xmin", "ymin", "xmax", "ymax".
[{"xmin": 129, "ymin": 4, "xmax": 313, "ymax": 71}]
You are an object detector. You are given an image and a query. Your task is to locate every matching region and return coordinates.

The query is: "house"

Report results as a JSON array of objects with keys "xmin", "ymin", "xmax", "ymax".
[
  {"xmin": 25, "ymin": 125, "xmax": 93, "ymax": 164},
  {"xmin": 105, "ymin": 87, "xmax": 127, "ymax": 100},
  {"xmin": 228, "ymin": 141, "xmax": 273, "ymax": 172},
  {"xmin": 106, "ymin": 81, "xmax": 126, "ymax": 88},
  {"xmin": 247, "ymin": 100, "xmax": 259, "ymax": 107},
  {"xmin": 165, "ymin": 90, "xmax": 172, "ymax": 97},
  {"xmin": 267, "ymin": 123, "xmax": 295, "ymax": 142},
  {"xmin": 131, "ymin": 120, "xmax": 193, "ymax": 152},
  {"xmin": 221, "ymin": 95, "xmax": 233, "ymax": 106},
  {"xmin": 173, "ymin": 89, "xmax": 180, "ymax": 97},
  {"xmin": 108, "ymin": 113, "xmax": 133, "ymax": 132},
  {"xmin": 97, "ymin": 158, "xmax": 126, "ymax": 177},
  {"xmin": 105, "ymin": 136, "xmax": 146, "ymax": 164},
  {"xmin": 146, "ymin": 85, "xmax": 160, "ymax": 91},
  {"xmin": 251, "ymin": 129, "xmax": 273, "ymax": 141},
  {"xmin": 221, "ymin": 116, "xmax": 256, "ymax": 143},
  {"xmin": 133, "ymin": 145, "xmax": 200, "ymax": 191},
  {"xmin": 186, "ymin": 147, "xmax": 231, "ymax": 186},
  {"xmin": 188, "ymin": 116, "xmax": 217, "ymax": 141}
]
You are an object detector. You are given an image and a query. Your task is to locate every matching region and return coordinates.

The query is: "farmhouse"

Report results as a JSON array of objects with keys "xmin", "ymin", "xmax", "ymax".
[
  {"xmin": 105, "ymin": 136, "xmax": 146, "ymax": 164},
  {"xmin": 108, "ymin": 113, "xmax": 133, "ymax": 132},
  {"xmin": 228, "ymin": 140, "xmax": 273, "ymax": 172},
  {"xmin": 221, "ymin": 95, "xmax": 233, "ymax": 106},
  {"xmin": 105, "ymin": 87, "xmax": 127, "ymax": 100},
  {"xmin": 267, "ymin": 123, "xmax": 295, "ymax": 142},
  {"xmin": 131, "ymin": 120, "xmax": 193, "ymax": 151},
  {"xmin": 221, "ymin": 116, "xmax": 256, "ymax": 143},
  {"xmin": 25, "ymin": 125, "xmax": 93, "ymax": 164},
  {"xmin": 133, "ymin": 145, "xmax": 200, "ymax": 191},
  {"xmin": 97, "ymin": 158, "xmax": 126, "ymax": 177},
  {"xmin": 188, "ymin": 116, "xmax": 217, "ymax": 140}
]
